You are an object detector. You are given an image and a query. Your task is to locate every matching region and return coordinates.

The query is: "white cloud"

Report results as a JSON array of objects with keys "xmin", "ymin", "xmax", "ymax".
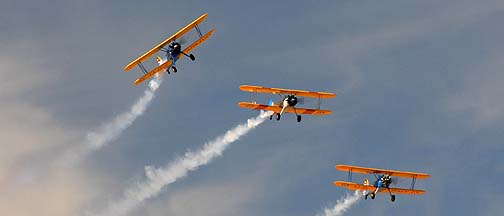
[
  {"xmin": 445, "ymin": 56, "xmax": 504, "ymax": 128},
  {"xmin": 144, "ymin": 180, "xmax": 260, "ymax": 216},
  {"xmin": 0, "ymin": 43, "xmax": 102, "ymax": 216}
]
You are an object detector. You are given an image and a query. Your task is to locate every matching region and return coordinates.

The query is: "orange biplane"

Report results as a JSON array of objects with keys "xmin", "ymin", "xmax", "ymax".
[
  {"xmin": 334, "ymin": 164, "xmax": 430, "ymax": 202},
  {"xmin": 238, "ymin": 85, "xmax": 336, "ymax": 122},
  {"xmin": 124, "ymin": 13, "xmax": 215, "ymax": 85}
]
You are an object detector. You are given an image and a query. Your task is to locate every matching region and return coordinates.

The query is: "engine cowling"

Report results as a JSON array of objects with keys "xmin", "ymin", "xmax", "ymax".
[{"xmin": 287, "ymin": 95, "xmax": 298, "ymax": 106}]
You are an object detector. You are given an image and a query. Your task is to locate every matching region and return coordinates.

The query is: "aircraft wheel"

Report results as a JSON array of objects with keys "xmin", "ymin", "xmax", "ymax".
[
  {"xmin": 370, "ymin": 193, "xmax": 375, "ymax": 199},
  {"xmin": 171, "ymin": 66, "xmax": 177, "ymax": 73},
  {"xmin": 276, "ymin": 113, "xmax": 281, "ymax": 121},
  {"xmin": 269, "ymin": 115, "xmax": 273, "ymax": 120},
  {"xmin": 296, "ymin": 115, "xmax": 302, "ymax": 122},
  {"xmin": 364, "ymin": 194, "xmax": 368, "ymax": 200},
  {"xmin": 189, "ymin": 54, "xmax": 195, "ymax": 61},
  {"xmin": 391, "ymin": 195, "xmax": 396, "ymax": 202}
]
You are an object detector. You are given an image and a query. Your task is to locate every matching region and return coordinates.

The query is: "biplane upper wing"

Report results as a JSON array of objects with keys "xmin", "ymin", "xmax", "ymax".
[
  {"xmin": 133, "ymin": 29, "xmax": 215, "ymax": 85},
  {"xmin": 124, "ymin": 13, "xmax": 209, "ymax": 72},
  {"xmin": 238, "ymin": 102, "xmax": 332, "ymax": 115},
  {"xmin": 336, "ymin": 165, "xmax": 430, "ymax": 179},
  {"xmin": 334, "ymin": 181, "xmax": 425, "ymax": 195},
  {"xmin": 240, "ymin": 85, "xmax": 336, "ymax": 99}
]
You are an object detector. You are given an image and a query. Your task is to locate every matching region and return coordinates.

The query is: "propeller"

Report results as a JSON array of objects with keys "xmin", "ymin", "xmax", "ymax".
[
  {"xmin": 176, "ymin": 35, "xmax": 188, "ymax": 45},
  {"xmin": 390, "ymin": 177, "xmax": 402, "ymax": 185}
]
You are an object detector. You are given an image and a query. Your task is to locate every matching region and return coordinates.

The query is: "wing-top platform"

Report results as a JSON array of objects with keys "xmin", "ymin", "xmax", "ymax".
[
  {"xmin": 336, "ymin": 165, "xmax": 430, "ymax": 179},
  {"xmin": 240, "ymin": 85, "xmax": 336, "ymax": 99},
  {"xmin": 238, "ymin": 102, "xmax": 332, "ymax": 115},
  {"xmin": 334, "ymin": 181, "xmax": 426, "ymax": 195},
  {"xmin": 124, "ymin": 13, "xmax": 209, "ymax": 72}
]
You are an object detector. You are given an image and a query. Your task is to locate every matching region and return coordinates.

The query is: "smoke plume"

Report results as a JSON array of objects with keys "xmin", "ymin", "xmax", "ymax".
[
  {"xmin": 58, "ymin": 78, "xmax": 162, "ymax": 167},
  {"xmin": 318, "ymin": 190, "xmax": 361, "ymax": 216},
  {"xmin": 91, "ymin": 111, "xmax": 271, "ymax": 216}
]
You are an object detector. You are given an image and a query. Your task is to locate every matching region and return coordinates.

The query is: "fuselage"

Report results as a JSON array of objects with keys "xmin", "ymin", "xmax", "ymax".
[
  {"xmin": 374, "ymin": 175, "xmax": 392, "ymax": 189},
  {"xmin": 279, "ymin": 95, "xmax": 298, "ymax": 115},
  {"xmin": 168, "ymin": 42, "xmax": 182, "ymax": 62}
]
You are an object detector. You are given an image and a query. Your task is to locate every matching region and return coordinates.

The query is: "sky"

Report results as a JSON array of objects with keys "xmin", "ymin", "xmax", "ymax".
[{"xmin": 1, "ymin": 0, "xmax": 504, "ymax": 215}]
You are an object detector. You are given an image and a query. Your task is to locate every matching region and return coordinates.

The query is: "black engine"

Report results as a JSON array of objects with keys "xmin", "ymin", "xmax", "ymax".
[
  {"xmin": 286, "ymin": 95, "xmax": 298, "ymax": 106},
  {"xmin": 169, "ymin": 42, "xmax": 182, "ymax": 53},
  {"xmin": 382, "ymin": 175, "xmax": 392, "ymax": 187}
]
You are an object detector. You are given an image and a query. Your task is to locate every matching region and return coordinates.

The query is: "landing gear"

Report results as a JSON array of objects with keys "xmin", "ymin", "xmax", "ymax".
[
  {"xmin": 269, "ymin": 115, "xmax": 273, "ymax": 120},
  {"xmin": 296, "ymin": 115, "xmax": 302, "ymax": 122},
  {"xmin": 364, "ymin": 194, "xmax": 368, "ymax": 200},
  {"xmin": 390, "ymin": 195, "xmax": 396, "ymax": 202},
  {"xmin": 370, "ymin": 193, "xmax": 375, "ymax": 199},
  {"xmin": 170, "ymin": 66, "xmax": 177, "ymax": 73},
  {"xmin": 276, "ymin": 113, "xmax": 281, "ymax": 121},
  {"xmin": 189, "ymin": 54, "xmax": 195, "ymax": 61}
]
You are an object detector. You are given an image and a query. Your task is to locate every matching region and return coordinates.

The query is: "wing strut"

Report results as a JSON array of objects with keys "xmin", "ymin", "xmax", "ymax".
[
  {"xmin": 347, "ymin": 168, "xmax": 353, "ymax": 182},
  {"xmin": 410, "ymin": 176, "xmax": 417, "ymax": 189},
  {"xmin": 195, "ymin": 25, "xmax": 203, "ymax": 37},
  {"xmin": 252, "ymin": 90, "xmax": 257, "ymax": 104},
  {"xmin": 138, "ymin": 62, "xmax": 148, "ymax": 74},
  {"xmin": 317, "ymin": 96, "xmax": 322, "ymax": 110}
]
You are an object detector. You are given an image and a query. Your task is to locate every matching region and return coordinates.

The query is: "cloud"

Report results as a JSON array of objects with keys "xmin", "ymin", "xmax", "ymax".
[
  {"xmin": 321, "ymin": 0, "xmax": 504, "ymax": 91},
  {"xmin": 144, "ymin": 180, "xmax": 261, "ymax": 216},
  {"xmin": 0, "ymin": 45, "xmax": 100, "ymax": 216},
  {"xmin": 0, "ymin": 168, "xmax": 100, "ymax": 216},
  {"xmin": 0, "ymin": 43, "xmax": 75, "ymax": 186},
  {"xmin": 445, "ymin": 56, "xmax": 504, "ymax": 129}
]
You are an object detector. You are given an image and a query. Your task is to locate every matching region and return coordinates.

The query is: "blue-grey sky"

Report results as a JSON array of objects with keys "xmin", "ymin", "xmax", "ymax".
[{"xmin": 1, "ymin": 0, "xmax": 504, "ymax": 215}]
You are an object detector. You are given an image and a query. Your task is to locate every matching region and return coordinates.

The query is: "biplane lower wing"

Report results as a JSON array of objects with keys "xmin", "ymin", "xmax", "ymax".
[
  {"xmin": 336, "ymin": 165, "xmax": 430, "ymax": 179},
  {"xmin": 133, "ymin": 29, "xmax": 215, "ymax": 85},
  {"xmin": 125, "ymin": 13, "xmax": 209, "ymax": 72},
  {"xmin": 238, "ymin": 102, "xmax": 332, "ymax": 115},
  {"xmin": 239, "ymin": 85, "xmax": 336, "ymax": 99},
  {"xmin": 334, "ymin": 181, "xmax": 425, "ymax": 195}
]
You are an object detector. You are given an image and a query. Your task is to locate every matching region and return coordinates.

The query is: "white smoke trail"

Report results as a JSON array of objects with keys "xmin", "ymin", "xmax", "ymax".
[
  {"xmin": 318, "ymin": 190, "xmax": 361, "ymax": 216},
  {"xmin": 86, "ymin": 78, "xmax": 161, "ymax": 150},
  {"xmin": 58, "ymin": 78, "xmax": 162, "ymax": 166},
  {"xmin": 91, "ymin": 111, "xmax": 271, "ymax": 216}
]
